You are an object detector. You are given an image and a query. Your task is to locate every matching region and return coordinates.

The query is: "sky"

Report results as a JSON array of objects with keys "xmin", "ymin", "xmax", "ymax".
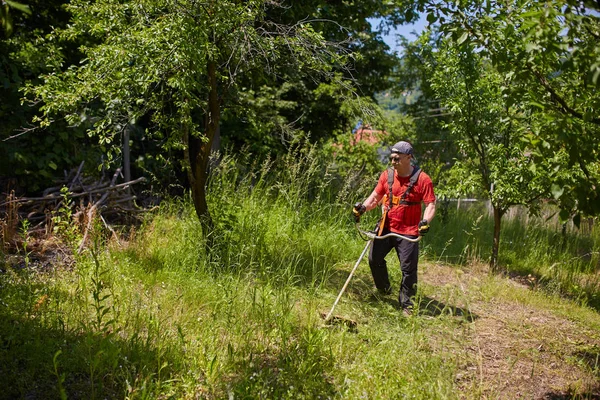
[
  {"xmin": 368, "ymin": 17, "xmax": 429, "ymax": 53},
  {"xmin": 374, "ymin": 8, "xmax": 600, "ymax": 52}
]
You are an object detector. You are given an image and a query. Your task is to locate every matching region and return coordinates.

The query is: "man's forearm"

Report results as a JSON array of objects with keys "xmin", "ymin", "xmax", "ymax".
[
  {"xmin": 363, "ymin": 190, "xmax": 382, "ymax": 211},
  {"xmin": 423, "ymin": 202, "xmax": 436, "ymax": 222}
]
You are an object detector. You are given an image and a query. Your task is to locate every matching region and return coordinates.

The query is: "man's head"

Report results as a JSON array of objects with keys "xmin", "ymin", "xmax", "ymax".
[
  {"xmin": 390, "ymin": 141, "xmax": 413, "ymax": 156},
  {"xmin": 389, "ymin": 141, "xmax": 413, "ymax": 170}
]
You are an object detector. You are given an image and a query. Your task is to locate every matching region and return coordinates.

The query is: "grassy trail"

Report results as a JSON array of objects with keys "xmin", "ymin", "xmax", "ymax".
[
  {"xmin": 314, "ymin": 249, "xmax": 600, "ymax": 399},
  {"xmin": 418, "ymin": 262, "xmax": 600, "ymax": 398}
]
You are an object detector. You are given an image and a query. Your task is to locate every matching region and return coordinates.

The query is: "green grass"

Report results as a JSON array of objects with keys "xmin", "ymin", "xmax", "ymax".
[
  {"xmin": 0, "ymin": 219, "xmax": 460, "ymax": 399},
  {"xmin": 1, "ymin": 149, "xmax": 599, "ymax": 399},
  {"xmin": 423, "ymin": 202, "xmax": 600, "ymax": 309}
]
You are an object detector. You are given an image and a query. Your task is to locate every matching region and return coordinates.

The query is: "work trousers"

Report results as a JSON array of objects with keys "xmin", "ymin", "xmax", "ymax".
[{"xmin": 368, "ymin": 232, "xmax": 419, "ymax": 309}]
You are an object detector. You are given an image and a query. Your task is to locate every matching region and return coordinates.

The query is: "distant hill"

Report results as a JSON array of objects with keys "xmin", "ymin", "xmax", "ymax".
[{"xmin": 375, "ymin": 90, "xmax": 422, "ymax": 111}]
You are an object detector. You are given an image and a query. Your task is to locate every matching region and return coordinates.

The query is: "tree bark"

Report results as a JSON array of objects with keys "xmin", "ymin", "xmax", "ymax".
[
  {"xmin": 123, "ymin": 124, "xmax": 132, "ymax": 206},
  {"xmin": 184, "ymin": 59, "xmax": 220, "ymax": 237},
  {"xmin": 490, "ymin": 205, "xmax": 504, "ymax": 273}
]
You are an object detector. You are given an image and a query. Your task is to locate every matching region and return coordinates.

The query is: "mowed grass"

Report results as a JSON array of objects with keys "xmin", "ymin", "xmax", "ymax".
[
  {"xmin": 1, "ymin": 150, "xmax": 599, "ymax": 399},
  {"xmin": 423, "ymin": 201, "xmax": 600, "ymax": 310}
]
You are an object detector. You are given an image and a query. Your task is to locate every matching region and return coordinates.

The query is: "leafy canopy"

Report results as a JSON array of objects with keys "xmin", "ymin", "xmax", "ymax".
[
  {"xmin": 29, "ymin": 0, "xmax": 347, "ymax": 156},
  {"xmin": 423, "ymin": 0, "xmax": 600, "ymax": 219}
]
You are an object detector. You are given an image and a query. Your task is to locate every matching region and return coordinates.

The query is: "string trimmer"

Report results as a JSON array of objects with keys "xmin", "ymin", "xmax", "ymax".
[{"xmin": 321, "ymin": 223, "xmax": 421, "ymax": 328}]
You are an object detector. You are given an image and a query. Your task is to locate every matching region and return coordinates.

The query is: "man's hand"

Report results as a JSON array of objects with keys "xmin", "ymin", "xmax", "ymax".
[
  {"xmin": 418, "ymin": 219, "xmax": 430, "ymax": 235},
  {"xmin": 352, "ymin": 202, "xmax": 366, "ymax": 223}
]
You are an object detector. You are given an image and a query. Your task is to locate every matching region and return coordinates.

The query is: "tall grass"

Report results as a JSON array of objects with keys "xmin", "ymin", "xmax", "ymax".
[
  {"xmin": 424, "ymin": 202, "xmax": 600, "ymax": 308},
  {"xmin": 1, "ymin": 146, "xmax": 598, "ymax": 398}
]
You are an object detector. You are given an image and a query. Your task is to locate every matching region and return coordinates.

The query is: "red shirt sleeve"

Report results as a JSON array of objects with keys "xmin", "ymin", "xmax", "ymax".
[
  {"xmin": 419, "ymin": 173, "xmax": 436, "ymax": 204},
  {"xmin": 374, "ymin": 170, "xmax": 388, "ymax": 197}
]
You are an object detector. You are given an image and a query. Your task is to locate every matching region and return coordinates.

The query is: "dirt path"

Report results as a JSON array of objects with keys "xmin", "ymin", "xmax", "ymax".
[{"xmin": 421, "ymin": 263, "xmax": 600, "ymax": 399}]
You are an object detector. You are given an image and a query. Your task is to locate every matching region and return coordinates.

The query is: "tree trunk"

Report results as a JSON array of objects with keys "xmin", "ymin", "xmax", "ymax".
[
  {"xmin": 490, "ymin": 205, "xmax": 504, "ymax": 273},
  {"xmin": 123, "ymin": 123, "xmax": 132, "ymax": 207},
  {"xmin": 184, "ymin": 59, "xmax": 220, "ymax": 236}
]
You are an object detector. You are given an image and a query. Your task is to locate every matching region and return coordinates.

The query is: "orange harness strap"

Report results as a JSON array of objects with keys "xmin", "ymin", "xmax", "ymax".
[
  {"xmin": 377, "ymin": 166, "xmax": 422, "ymax": 235},
  {"xmin": 381, "ymin": 194, "xmax": 421, "ymax": 207},
  {"xmin": 378, "ymin": 210, "xmax": 388, "ymax": 236}
]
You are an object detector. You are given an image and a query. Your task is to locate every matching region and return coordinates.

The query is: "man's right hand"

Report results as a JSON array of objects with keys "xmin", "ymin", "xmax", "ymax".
[{"xmin": 352, "ymin": 202, "xmax": 366, "ymax": 222}]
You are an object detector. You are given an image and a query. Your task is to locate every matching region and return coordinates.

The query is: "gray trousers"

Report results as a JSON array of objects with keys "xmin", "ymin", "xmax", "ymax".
[{"xmin": 368, "ymin": 231, "xmax": 419, "ymax": 309}]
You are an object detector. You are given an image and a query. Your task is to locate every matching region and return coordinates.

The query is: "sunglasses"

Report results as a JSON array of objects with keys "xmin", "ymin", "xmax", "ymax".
[{"xmin": 389, "ymin": 155, "xmax": 408, "ymax": 163}]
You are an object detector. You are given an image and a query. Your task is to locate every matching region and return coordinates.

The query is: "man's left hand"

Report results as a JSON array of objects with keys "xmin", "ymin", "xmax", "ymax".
[{"xmin": 418, "ymin": 219, "xmax": 429, "ymax": 235}]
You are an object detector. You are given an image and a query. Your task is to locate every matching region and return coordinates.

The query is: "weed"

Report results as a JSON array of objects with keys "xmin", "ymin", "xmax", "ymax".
[
  {"xmin": 52, "ymin": 186, "xmax": 80, "ymax": 247},
  {"xmin": 1, "ymin": 191, "xmax": 20, "ymax": 252},
  {"xmin": 53, "ymin": 350, "xmax": 68, "ymax": 400},
  {"xmin": 19, "ymin": 219, "xmax": 32, "ymax": 269}
]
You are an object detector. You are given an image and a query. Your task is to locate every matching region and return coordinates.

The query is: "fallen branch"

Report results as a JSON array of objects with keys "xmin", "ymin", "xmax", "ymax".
[
  {"xmin": 2, "ymin": 165, "xmax": 150, "ymax": 252},
  {"xmin": 1, "ymin": 177, "xmax": 146, "ymax": 206},
  {"xmin": 77, "ymin": 169, "xmax": 121, "ymax": 254}
]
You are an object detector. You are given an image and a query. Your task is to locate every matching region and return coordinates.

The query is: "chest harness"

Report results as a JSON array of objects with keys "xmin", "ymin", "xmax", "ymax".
[{"xmin": 378, "ymin": 166, "xmax": 422, "ymax": 235}]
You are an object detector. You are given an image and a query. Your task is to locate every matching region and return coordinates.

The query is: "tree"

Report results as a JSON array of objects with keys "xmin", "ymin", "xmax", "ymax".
[
  {"xmin": 1, "ymin": 0, "xmax": 99, "ymax": 192},
  {"xmin": 1, "ymin": 0, "xmax": 30, "ymax": 37},
  {"xmin": 389, "ymin": 30, "xmax": 457, "ymax": 186},
  {"xmin": 29, "ymin": 0, "xmax": 347, "ymax": 234},
  {"xmin": 421, "ymin": 0, "xmax": 600, "ymax": 222},
  {"xmin": 219, "ymin": 0, "xmax": 411, "ymax": 159},
  {"xmin": 430, "ymin": 43, "xmax": 553, "ymax": 271}
]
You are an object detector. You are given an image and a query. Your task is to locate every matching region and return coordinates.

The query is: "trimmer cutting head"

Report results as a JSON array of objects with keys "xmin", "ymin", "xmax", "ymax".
[{"xmin": 319, "ymin": 311, "xmax": 357, "ymax": 332}]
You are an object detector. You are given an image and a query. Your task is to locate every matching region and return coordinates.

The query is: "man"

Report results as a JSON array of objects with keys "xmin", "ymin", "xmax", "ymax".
[{"xmin": 352, "ymin": 141, "xmax": 436, "ymax": 315}]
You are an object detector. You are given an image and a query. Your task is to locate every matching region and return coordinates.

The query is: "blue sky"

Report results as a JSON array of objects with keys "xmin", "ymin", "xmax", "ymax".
[
  {"xmin": 373, "ymin": 8, "xmax": 600, "ymax": 52},
  {"xmin": 368, "ymin": 17, "xmax": 429, "ymax": 53}
]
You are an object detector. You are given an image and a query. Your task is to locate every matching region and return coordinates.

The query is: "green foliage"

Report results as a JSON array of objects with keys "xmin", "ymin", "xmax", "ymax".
[
  {"xmin": 19, "ymin": 218, "xmax": 31, "ymax": 268},
  {"xmin": 203, "ymin": 144, "xmax": 363, "ymax": 284},
  {"xmin": 431, "ymin": 43, "xmax": 548, "ymax": 208},
  {"xmin": 25, "ymin": 0, "xmax": 364, "ymax": 224},
  {"xmin": 1, "ymin": 0, "xmax": 101, "ymax": 192},
  {"xmin": 29, "ymin": 0, "xmax": 348, "ymax": 153},
  {"xmin": 326, "ymin": 132, "xmax": 385, "ymax": 180},
  {"xmin": 0, "ymin": 149, "xmax": 460, "ymax": 398},
  {"xmin": 218, "ymin": 0, "xmax": 415, "ymax": 159},
  {"xmin": 388, "ymin": 31, "xmax": 458, "ymax": 190},
  {"xmin": 220, "ymin": 74, "xmax": 383, "ymax": 160},
  {"xmin": 429, "ymin": 40, "xmax": 558, "ymax": 269},
  {"xmin": 426, "ymin": 0, "xmax": 600, "ymax": 219},
  {"xmin": 88, "ymin": 235, "xmax": 117, "ymax": 336},
  {"xmin": 52, "ymin": 350, "xmax": 67, "ymax": 400},
  {"xmin": 0, "ymin": 0, "xmax": 31, "ymax": 37},
  {"xmin": 425, "ymin": 204, "xmax": 600, "ymax": 308},
  {"xmin": 267, "ymin": 0, "xmax": 404, "ymax": 94},
  {"xmin": 220, "ymin": 83, "xmax": 301, "ymax": 157},
  {"xmin": 2, "ymin": 0, "xmax": 418, "ymax": 198}
]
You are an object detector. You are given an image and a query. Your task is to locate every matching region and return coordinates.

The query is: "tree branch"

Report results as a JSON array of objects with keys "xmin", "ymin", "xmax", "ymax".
[
  {"xmin": 530, "ymin": 67, "xmax": 600, "ymax": 125},
  {"xmin": 2, "ymin": 124, "xmax": 42, "ymax": 142}
]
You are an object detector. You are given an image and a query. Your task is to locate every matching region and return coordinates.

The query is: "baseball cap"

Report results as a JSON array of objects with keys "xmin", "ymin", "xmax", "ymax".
[{"xmin": 390, "ymin": 141, "xmax": 413, "ymax": 155}]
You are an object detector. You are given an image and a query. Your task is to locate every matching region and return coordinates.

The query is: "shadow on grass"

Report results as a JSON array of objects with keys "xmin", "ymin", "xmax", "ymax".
[
  {"xmin": 226, "ymin": 331, "xmax": 338, "ymax": 399},
  {"xmin": 507, "ymin": 269, "xmax": 600, "ymax": 313},
  {"xmin": 323, "ymin": 265, "xmax": 367, "ymax": 292},
  {"xmin": 542, "ymin": 387, "xmax": 600, "ymax": 399},
  {"xmin": 0, "ymin": 308, "xmax": 174, "ymax": 400},
  {"xmin": 364, "ymin": 293, "xmax": 479, "ymax": 322},
  {"xmin": 574, "ymin": 345, "xmax": 600, "ymax": 378},
  {"xmin": 323, "ymin": 263, "xmax": 480, "ymax": 323},
  {"xmin": 0, "ymin": 270, "xmax": 175, "ymax": 400},
  {"xmin": 417, "ymin": 296, "xmax": 478, "ymax": 321}
]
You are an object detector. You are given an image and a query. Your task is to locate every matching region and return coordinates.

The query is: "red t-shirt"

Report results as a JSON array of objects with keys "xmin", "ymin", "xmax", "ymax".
[{"xmin": 374, "ymin": 168, "xmax": 436, "ymax": 236}]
